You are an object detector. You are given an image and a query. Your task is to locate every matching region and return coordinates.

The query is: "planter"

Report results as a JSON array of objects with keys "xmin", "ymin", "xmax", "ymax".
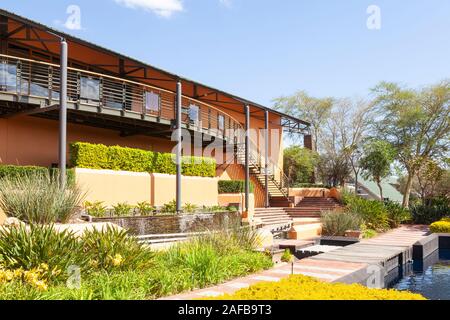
[{"xmin": 345, "ymin": 230, "xmax": 363, "ymax": 239}]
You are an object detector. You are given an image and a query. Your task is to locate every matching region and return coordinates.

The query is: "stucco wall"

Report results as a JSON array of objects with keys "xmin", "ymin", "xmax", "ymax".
[
  {"xmin": 289, "ymin": 188, "xmax": 330, "ymax": 198},
  {"xmin": 75, "ymin": 168, "xmax": 152, "ymax": 206},
  {"xmin": 0, "ymin": 116, "xmax": 174, "ymax": 167},
  {"xmin": 150, "ymin": 173, "xmax": 218, "ymax": 207},
  {"xmin": 75, "ymin": 169, "xmax": 219, "ymax": 207}
]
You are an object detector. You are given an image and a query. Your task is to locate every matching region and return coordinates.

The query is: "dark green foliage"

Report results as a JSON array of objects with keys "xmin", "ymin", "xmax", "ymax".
[
  {"xmin": 218, "ymin": 180, "xmax": 255, "ymax": 194},
  {"xmin": 384, "ymin": 200, "xmax": 412, "ymax": 227},
  {"xmin": 0, "ymin": 165, "xmax": 48, "ymax": 179},
  {"xmin": 410, "ymin": 197, "xmax": 450, "ymax": 224},
  {"xmin": 342, "ymin": 192, "xmax": 389, "ymax": 231}
]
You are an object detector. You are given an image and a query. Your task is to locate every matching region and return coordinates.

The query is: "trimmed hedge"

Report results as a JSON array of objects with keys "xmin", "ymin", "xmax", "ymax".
[
  {"xmin": 0, "ymin": 165, "xmax": 75, "ymax": 186},
  {"xmin": 70, "ymin": 142, "xmax": 216, "ymax": 178},
  {"xmin": 219, "ymin": 180, "xmax": 254, "ymax": 194}
]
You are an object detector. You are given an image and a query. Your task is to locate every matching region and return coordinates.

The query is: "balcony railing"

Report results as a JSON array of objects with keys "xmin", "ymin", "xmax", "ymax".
[{"xmin": 0, "ymin": 54, "xmax": 243, "ymax": 141}]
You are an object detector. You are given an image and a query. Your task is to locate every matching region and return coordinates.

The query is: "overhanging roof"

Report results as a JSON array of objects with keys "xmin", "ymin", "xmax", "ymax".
[{"xmin": 0, "ymin": 8, "xmax": 310, "ymax": 129}]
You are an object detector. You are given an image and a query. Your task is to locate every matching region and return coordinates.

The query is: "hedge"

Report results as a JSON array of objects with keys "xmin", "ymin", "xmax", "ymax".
[
  {"xmin": 211, "ymin": 275, "xmax": 426, "ymax": 300},
  {"xmin": 70, "ymin": 142, "xmax": 216, "ymax": 178},
  {"xmin": 0, "ymin": 165, "xmax": 75, "ymax": 186},
  {"xmin": 219, "ymin": 180, "xmax": 254, "ymax": 194}
]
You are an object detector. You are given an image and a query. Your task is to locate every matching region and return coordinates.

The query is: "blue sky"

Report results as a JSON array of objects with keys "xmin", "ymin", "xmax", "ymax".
[{"xmin": 2, "ymin": 0, "xmax": 449, "ymax": 106}]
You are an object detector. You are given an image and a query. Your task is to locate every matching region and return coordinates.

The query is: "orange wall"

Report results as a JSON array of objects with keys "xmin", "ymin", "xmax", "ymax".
[{"xmin": 0, "ymin": 116, "xmax": 174, "ymax": 167}]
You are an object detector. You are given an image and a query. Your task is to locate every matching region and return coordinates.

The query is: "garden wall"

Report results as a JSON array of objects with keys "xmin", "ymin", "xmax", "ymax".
[
  {"xmin": 74, "ymin": 169, "xmax": 219, "ymax": 207},
  {"xmin": 75, "ymin": 168, "xmax": 151, "ymax": 206},
  {"xmin": 289, "ymin": 188, "xmax": 330, "ymax": 198},
  {"xmin": 150, "ymin": 173, "xmax": 218, "ymax": 206}
]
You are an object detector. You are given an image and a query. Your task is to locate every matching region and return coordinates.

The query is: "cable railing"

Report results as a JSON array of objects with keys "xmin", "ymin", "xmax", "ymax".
[{"xmin": 0, "ymin": 54, "xmax": 243, "ymax": 141}]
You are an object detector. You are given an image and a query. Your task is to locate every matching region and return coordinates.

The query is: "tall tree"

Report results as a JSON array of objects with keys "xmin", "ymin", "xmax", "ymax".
[
  {"xmin": 371, "ymin": 81, "xmax": 450, "ymax": 207},
  {"xmin": 360, "ymin": 140, "xmax": 396, "ymax": 201},
  {"xmin": 283, "ymin": 146, "xmax": 319, "ymax": 185},
  {"xmin": 273, "ymin": 91, "xmax": 333, "ymax": 150}
]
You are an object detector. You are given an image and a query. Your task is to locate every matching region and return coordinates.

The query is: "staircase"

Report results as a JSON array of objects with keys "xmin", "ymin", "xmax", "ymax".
[
  {"xmin": 288, "ymin": 197, "xmax": 342, "ymax": 218},
  {"xmin": 235, "ymin": 143, "xmax": 291, "ymax": 206},
  {"xmin": 254, "ymin": 208, "xmax": 293, "ymax": 228}
]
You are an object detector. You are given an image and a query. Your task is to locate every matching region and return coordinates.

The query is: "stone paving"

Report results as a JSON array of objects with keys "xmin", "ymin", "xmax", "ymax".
[{"xmin": 160, "ymin": 225, "xmax": 430, "ymax": 300}]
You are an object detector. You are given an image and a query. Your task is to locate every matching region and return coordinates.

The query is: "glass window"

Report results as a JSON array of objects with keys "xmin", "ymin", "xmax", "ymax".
[
  {"xmin": 218, "ymin": 114, "xmax": 225, "ymax": 131},
  {"xmin": 80, "ymin": 76, "xmax": 100, "ymax": 101},
  {"xmin": 189, "ymin": 104, "xmax": 200, "ymax": 124},
  {"xmin": 0, "ymin": 62, "xmax": 17, "ymax": 92},
  {"xmin": 145, "ymin": 91, "xmax": 160, "ymax": 113}
]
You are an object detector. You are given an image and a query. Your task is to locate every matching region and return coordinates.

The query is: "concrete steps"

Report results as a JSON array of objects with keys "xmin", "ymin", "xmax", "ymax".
[{"xmin": 254, "ymin": 208, "xmax": 293, "ymax": 227}]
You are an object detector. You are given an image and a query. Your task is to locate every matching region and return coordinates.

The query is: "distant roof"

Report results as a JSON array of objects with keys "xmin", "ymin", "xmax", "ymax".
[{"xmin": 358, "ymin": 176, "xmax": 404, "ymax": 203}]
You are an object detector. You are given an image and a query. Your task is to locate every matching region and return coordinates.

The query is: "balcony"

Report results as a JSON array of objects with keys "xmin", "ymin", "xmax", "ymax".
[{"xmin": 0, "ymin": 54, "xmax": 243, "ymax": 142}]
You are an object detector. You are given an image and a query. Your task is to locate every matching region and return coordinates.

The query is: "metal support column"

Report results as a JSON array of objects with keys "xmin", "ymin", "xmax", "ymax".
[
  {"xmin": 264, "ymin": 110, "xmax": 270, "ymax": 208},
  {"xmin": 176, "ymin": 80, "xmax": 182, "ymax": 213},
  {"xmin": 59, "ymin": 38, "xmax": 68, "ymax": 188},
  {"xmin": 244, "ymin": 105, "xmax": 250, "ymax": 213}
]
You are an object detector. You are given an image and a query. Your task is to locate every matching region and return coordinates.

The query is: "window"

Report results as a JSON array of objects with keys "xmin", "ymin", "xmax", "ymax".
[
  {"xmin": 80, "ymin": 76, "xmax": 100, "ymax": 101},
  {"xmin": 189, "ymin": 104, "xmax": 200, "ymax": 125},
  {"xmin": 218, "ymin": 114, "xmax": 225, "ymax": 131},
  {"xmin": 0, "ymin": 62, "xmax": 17, "ymax": 92},
  {"xmin": 145, "ymin": 91, "xmax": 160, "ymax": 113}
]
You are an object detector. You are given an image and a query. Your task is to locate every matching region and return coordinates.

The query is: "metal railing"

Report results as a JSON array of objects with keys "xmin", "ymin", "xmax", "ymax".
[{"xmin": 0, "ymin": 54, "xmax": 243, "ymax": 140}]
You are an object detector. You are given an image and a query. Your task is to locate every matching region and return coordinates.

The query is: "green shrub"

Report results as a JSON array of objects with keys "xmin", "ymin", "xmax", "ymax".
[
  {"xmin": 81, "ymin": 225, "xmax": 153, "ymax": 272},
  {"xmin": 0, "ymin": 165, "xmax": 48, "ymax": 179},
  {"xmin": 107, "ymin": 145, "xmax": 154, "ymax": 172},
  {"xmin": 160, "ymin": 200, "xmax": 177, "ymax": 214},
  {"xmin": 430, "ymin": 220, "xmax": 450, "ymax": 233},
  {"xmin": 320, "ymin": 211, "xmax": 361, "ymax": 236},
  {"xmin": 342, "ymin": 192, "xmax": 389, "ymax": 231},
  {"xmin": 410, "ymin": 198, "xmax": 450, "ymax": 225},
  {"xmin": 281, "ymin": 249, "xmax": 293, "ymax": 263},
  {"xmin": 0, "ymin": 173, "xmax": 84, "ymax": 224},
  {"xmin": 112, "ymin": 202, "xmax": 134, "ymax": 217},
  {"xmin": 384, "ymin": 200, "xmax": 411, "ymax": 228},
  {"xmin": 136, "ymin": 202, "xmax": 155, "ymax": 216},
  {"xmin": 0, "ymin": 224, "xmax": 88, "ymax": 282},
  {"xmin": 70, "ymin": 142, "xmax": 109, "ymax": 169},
  {"xmin": 218, "ymin": 180, "xmax": 255, "ymax": 194},
  {"xmin": 70, "ymin": 142, "xmax": 216, "ymax": 177},
  {"xmin": 84, "ymin": 201, "xmax": 108, "ymax": 218},
  {"xmin": 183, "ymin": 203, "xmax": 198, "ymax": 214}
]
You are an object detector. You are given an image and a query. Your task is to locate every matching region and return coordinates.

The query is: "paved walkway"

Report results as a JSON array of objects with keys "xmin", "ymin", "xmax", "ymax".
[{"xmin": 160, "ymin": 225, "xmax": 429, "ymax": 300}]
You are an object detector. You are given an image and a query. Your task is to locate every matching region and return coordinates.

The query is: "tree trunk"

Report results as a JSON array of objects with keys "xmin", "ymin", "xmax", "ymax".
[
  {"xmin": 402, "ymin": 173, "xmax": 414, "ymax": 208},
  {"xmin": 354, "ymin": 175, "xmax": 358, "ymax": 194},
  {"xmin": 376, "ymin": 179, "xmax": 383, "ymax": 202}
]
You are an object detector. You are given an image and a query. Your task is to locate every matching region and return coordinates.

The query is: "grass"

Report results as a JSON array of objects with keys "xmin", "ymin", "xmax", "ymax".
[{"xmin": 0, "ymin": 225, "xmax": 273, "ymax": 300}]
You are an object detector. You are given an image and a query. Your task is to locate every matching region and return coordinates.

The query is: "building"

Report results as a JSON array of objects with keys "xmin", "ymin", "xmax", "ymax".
[{"xmin": 0, "ymin": 9, "xmax": 311, "ymax": 210}]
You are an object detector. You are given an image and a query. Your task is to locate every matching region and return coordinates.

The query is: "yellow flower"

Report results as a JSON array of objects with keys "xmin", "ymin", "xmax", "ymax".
[
  {"xmin": 51, "ymin": 267, "xmax": 62, "ymax": 277},
  {"xmin": 110, "ymin": 254, "xmax": 124, "ymax": 267},
  {"xmin": 33, "ymin": 280, "xmax": 48, "ymax": 291},
  {"xmin": 39, "ymin": 263, "xmax": 49, "ymax": 271}
]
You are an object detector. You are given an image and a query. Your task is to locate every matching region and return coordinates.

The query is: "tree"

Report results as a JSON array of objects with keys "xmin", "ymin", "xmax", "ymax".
[
  {"xmin": 371, "ymin": 81, "xmax": 450, "ymax": 207},
  {"xmin": 319, "ymin": 99, "xmax": 372, "ymax": 187},
  {"xmin": 360, "ymin": 140, "xmax": 396, "ymax": 201},
  {"xmin": 273, "ymin": 91, "xmax": 333, "ymax": 150},
  {"xmin": 283, "ymin": 146, "xmax": 318, "ymax": 186}
]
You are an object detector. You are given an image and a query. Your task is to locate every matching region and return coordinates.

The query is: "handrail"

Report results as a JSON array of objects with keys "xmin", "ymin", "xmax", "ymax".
[{"xmin": 0, "ymin": 53, "xmax": 244, "ymax": 132}]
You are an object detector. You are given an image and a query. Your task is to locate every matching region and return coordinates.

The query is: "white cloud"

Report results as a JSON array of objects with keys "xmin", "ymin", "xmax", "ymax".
[{"xmin": 114, "ymin": 0, "xmax": 183, "ymax": 18}]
